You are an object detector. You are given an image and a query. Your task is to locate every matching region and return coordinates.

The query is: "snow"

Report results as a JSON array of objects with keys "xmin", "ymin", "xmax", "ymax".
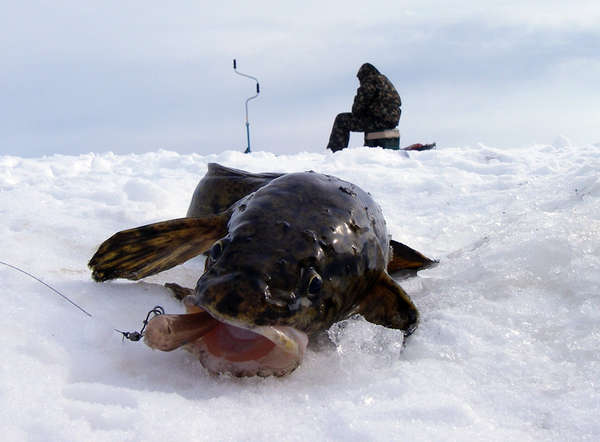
[{"xmin": 1, "ymin": 143, "xmax": 599, "ymax": 441}]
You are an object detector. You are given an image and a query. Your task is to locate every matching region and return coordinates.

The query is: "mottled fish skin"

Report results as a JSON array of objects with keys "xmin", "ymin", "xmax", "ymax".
[
  {"xmin": 185, "ymin": 171, "xmax": 392, "ymax": 336},
  {"xmin": 89, "ymin": 163, "xmax": 427, "ymax": 376}
]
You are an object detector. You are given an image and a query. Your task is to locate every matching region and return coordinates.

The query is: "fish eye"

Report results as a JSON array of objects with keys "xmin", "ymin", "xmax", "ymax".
[
  {"xmin": 308, "ymin": 274, "xmax": 322, "ymax": 295},
  {"xmin": 209, "ymin": 240, "xmax": 224, "ymax": 260}
]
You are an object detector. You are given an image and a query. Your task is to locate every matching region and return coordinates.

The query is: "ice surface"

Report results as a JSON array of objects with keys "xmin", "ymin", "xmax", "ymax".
[{"xmin": 1, "ymin": 144, "xmax": 599, "ymax": 441}]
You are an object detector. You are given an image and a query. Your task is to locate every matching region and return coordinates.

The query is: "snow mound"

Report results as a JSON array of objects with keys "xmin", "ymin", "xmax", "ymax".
[{"xmin": 1, "ymin": 144, "xmax": 599, "ymax": 441}]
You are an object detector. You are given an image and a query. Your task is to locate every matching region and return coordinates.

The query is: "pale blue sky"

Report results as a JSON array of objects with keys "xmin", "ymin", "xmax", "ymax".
[{"xmin": 2, "ymin": 1, "xmax": 599, "ymax": 157}]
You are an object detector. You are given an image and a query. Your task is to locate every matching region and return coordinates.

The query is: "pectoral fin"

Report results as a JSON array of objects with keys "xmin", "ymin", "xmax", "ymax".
[
  {"xmin": 387, "ymin": 239, "xmax": 437, "ymax": 274},
  {"xmin": 359, "ymin": 272, "xmax": 419, "ymax": 335},
  {"xmin": 164, "ymin": 282, "xmax": 196, "ymax": 301},
  {"xmin": 89, "ymin": 214, "xmax": 229, "ymax": 282}
]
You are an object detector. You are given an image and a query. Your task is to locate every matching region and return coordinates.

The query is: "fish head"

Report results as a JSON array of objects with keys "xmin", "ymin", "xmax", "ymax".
[
  {"xmin": 156, "ymin": 172, "xmax": 418, "ymax": 376},
  {"xmin": 178, "ymin": 218, "xmax": 326, "ymax": 377},
  {"xmin": 177, "ymin": 173, "xmax": 388, "ymax": 375},
  {"xmin": 188, "ymin": 173, "xmax": 389, "ymax": 332}
]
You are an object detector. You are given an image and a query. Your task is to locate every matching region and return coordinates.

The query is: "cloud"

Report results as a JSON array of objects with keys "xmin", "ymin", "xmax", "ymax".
[{"xmin": 1, "ymin": 1, "xmax": 599, "ymax": 156}]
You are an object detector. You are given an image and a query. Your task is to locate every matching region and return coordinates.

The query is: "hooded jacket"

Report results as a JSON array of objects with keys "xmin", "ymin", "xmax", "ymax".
[{"xmin": 351, "ymin": 63, "xmax": 401, "ymax": 127}]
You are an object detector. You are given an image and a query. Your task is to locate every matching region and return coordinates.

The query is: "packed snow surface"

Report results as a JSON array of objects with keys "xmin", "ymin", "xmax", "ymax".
[{"xmin": 1, "ymin": 143, "xmax": 599, "ymax": 441}]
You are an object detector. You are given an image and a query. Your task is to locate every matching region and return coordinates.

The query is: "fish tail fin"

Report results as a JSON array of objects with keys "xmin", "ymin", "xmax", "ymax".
[
  {"xmin": 89, "ymin": 215, "xmax": 228, "ymax": 282},
  {"xmin": 387, "ymin": 239, "xmax": 437, "ymax": 274}
]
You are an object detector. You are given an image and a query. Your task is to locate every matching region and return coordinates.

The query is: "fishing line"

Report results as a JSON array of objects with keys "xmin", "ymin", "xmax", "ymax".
[
  {"xmin": 0, "ymin": 260, "xmax": 92, "ymax": 317},
  {"xmin": 0, "ymin": 260, "xmax": 163, "ymax": 342}
]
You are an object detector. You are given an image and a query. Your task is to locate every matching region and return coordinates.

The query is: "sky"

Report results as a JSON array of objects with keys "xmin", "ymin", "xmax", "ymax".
[{"xmin": 2, "ymin": 0, "xmax": 599, "ymax": 157}]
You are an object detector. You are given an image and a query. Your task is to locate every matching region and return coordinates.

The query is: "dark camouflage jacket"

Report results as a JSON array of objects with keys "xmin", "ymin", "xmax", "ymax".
[{"xmin": 351, "ymin": 63, "xmax": 401, "ymax": 127}]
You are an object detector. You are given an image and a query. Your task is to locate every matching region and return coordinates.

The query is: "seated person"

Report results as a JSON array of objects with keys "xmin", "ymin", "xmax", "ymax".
[{"xmin": 327, "ymin": 63, "xmax": 401, "ymax": 152}]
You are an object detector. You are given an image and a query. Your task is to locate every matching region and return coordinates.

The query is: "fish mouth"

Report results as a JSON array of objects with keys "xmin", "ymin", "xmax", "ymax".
[{"xmin": 143, "ymin": 308, "xmax": 308, "ymax": 377}]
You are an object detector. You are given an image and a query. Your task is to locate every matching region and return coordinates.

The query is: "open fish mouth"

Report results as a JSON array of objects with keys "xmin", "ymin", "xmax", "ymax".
[{"xmin": 143, "ymin": 308, "xmax": 308, "ymax": 377}]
